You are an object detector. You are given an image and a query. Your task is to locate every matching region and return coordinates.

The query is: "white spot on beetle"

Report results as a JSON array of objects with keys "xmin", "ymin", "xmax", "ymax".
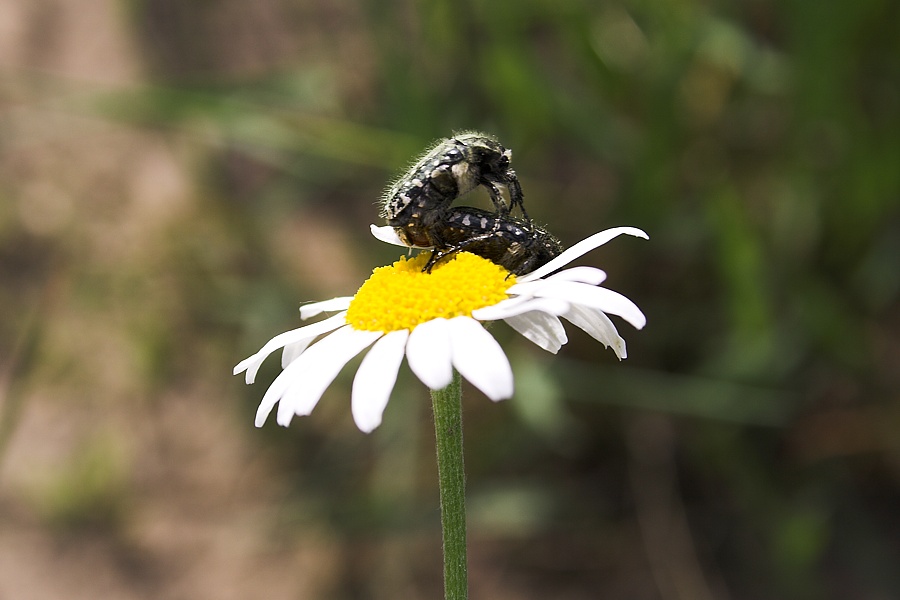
[{"xmin": 452, "ymin": 162, "xmax": 477, "ymax": 194}]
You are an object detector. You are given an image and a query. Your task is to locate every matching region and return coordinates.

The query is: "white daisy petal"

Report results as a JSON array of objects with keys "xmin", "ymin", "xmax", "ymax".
[
  {"xmin": 470, "ymin": 296, "xmax": 534, "ymax": 321},
  {"xmin": 300, "ymin": 297, "xmax": 353, "ymax": 320},
  {"xmin": 542, "ymin": 266, "xmax": 607, "ymax": 286},
  {"xmin": 562, "ymin": 304, "xmax": 627, "ymax": 359},
  {"xmin": 369, "ymin": 224, "xmax": 432, "ymax": 248},
  {"xmin": 519, "ymin": 226, "xmax": 649, "ymax": 282},
  {"xmin": 504, "ymin": 311, "xmax": 568, "ymax": 354},
  {"xmin": 503, "ymin": 280, "xmax": 544, "ymax": 300},
  {"xmin": 448, "ymin": 316, "xmax": 513, "ymax": 401},
  {"xmin": 533, "ymin": 281, "xmax": 647, "ymax": 330},
  {"xmin": 276, "ymin": 327, "xmax": 382, "ymax": 426},
  {"xmin": 473, "ymin": 296, "xmax": 569, "ymax": 321},
  {"xmin": 234, "ymin": 311, "xmax": 348, "ymax": 383},
  {"xmin": 585, "ymin": 287, "xmax": 647, "ymax": 331},
  {"xmin": 406, "ymin": 318, "xmax": 453, "ymax": 391},
  {"xmin": 351, "ymin": 329, "xmax": 410, "ymax": 433},
  {"xmin": 282, "ymin": 339, "xmax": 313, "ymax": 368},
  {"xmin": 255, "ymin": 351, "xmax": 308, "ymax": 427},
  {"xmin": 506, "ymin": 272, "xmax": 605, "ymax": 300},
  {"xmin": 370, "ymin": 224, "xmax": 407, "ymax": 246}
]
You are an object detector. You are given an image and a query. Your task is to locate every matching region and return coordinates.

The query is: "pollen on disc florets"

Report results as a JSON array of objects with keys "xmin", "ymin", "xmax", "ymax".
[{"xmin": 345, "ymin": 252, "xmax": 516, "ymax": 332}]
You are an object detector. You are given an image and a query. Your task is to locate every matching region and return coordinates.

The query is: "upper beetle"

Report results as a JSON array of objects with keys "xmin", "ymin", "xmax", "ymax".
[{"xmin": 380, "ymin": 132, "xmax": 528, "ymax": 248}]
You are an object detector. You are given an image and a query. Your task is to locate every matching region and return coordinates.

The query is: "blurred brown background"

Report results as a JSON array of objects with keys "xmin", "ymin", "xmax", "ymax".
[{"xmin": 1, "ymin": 0, "xmax": 898, "ymax": 598}]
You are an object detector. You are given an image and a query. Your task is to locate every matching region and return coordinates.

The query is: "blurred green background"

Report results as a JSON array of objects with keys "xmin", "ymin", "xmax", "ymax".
[{"xmin": 1, "ymin": 0, "xmax": 898, "ymax": 598}]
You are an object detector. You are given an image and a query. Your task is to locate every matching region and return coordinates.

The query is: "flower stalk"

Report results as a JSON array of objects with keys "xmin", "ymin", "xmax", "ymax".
[{"xmin": 431, "ymin": 371, "xmax": 468, "ymax": 599}]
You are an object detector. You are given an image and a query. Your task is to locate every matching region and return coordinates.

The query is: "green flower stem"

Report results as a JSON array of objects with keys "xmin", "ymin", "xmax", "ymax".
[{"xmin": 431, "ymin": 370, "xmax": 467, "ymax": 600}]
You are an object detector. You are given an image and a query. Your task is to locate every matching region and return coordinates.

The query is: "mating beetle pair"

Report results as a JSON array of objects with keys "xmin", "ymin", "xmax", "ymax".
[{"xmin": 380, "ymin": 132, "xmax": 562, "ymax": 276}]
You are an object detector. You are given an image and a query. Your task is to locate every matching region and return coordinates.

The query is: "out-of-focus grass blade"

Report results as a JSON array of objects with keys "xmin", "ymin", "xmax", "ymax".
[{"xmin": 555, "ymin": 357, "xmax": 797, "ymax": 427}]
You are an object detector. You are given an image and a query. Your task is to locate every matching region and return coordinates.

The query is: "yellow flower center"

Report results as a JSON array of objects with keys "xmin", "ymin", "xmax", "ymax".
[{"xmin": 345, "ymin": 252, "xmax": 516, "ymax": 332}]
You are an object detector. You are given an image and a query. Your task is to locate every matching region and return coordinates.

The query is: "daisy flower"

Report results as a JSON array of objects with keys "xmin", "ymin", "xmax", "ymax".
[{"xmin": 234, "ymin": 225, "xmax": 648, "ymax": 433}]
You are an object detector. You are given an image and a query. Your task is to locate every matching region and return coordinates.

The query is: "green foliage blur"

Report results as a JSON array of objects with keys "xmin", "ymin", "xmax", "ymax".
[{"xmin": 1, "ymin": 0, "xmax": 898, "ymax": 598}]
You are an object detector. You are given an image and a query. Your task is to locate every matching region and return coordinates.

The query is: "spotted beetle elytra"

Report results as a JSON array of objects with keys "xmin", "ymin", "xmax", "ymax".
[{"xmin": 424, "ymin": 207, "xmax": 563, "ymax": 276}]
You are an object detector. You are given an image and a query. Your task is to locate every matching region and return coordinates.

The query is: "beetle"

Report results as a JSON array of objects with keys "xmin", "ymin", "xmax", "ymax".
[
  {"xmin": 424, "ymin": 206, "xmax": 562, "ymax": 276},
  {"xmin": 380, "ymin": 132, "xmax": 528, "ymax": 248}
]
